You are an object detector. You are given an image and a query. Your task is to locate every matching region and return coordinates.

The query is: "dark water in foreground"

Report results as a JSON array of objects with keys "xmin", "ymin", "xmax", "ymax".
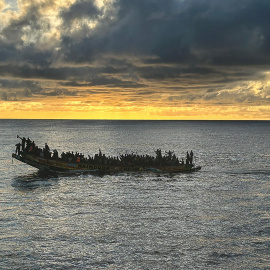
[{"xmin": 0, "ymin": 120, "xmax": 269, "ymax": 270}]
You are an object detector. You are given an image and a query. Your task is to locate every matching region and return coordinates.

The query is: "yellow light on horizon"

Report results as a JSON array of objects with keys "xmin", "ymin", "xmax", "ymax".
[{"xmin": 0, "ymin": 100, "xmax": 269, "ymax": 120}]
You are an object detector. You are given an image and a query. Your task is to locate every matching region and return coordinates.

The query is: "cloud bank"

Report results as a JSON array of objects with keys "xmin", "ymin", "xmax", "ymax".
[{"xmin": 0, "ymin": 0, "xmax": 269, "ymax": 118}]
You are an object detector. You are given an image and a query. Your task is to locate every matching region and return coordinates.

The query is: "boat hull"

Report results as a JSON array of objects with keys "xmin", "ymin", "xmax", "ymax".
[{"xmin": 12, "ymin": 153, "xmax": 201, "ymax": 174}]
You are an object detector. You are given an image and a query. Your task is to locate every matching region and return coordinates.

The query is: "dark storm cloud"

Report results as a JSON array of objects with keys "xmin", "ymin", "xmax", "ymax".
[
  {"xmin": 0, "ymin": 65, "xmax": 68, "ymax": 80},
  {"xmin": 0, "ymin": 1, "xmax": 53, "ymax": 67},
  {"xmin": 43, "ymin": 88, "xmax": 77, "ymax": 96},
  {"xmin": 88, "ymin": 75, "xmax": 144, "ymax": 88},
  {"xmin": 48, "ymin": 0, "xmax": 270, "ymax": 106},
  {"xmin": 0, "ymin": 42, "xmax": 52, "ymax": 67},
  {"xmin": 1, "ymin": 0, "xmax": 270, "ymax": 99},
  {"xmin": 0, "ymin": 79, "xmax": 41, "ymax": 91},
  {"xmin": 113, "ymin": 0, "xmax": 270, "ymax": 65},
  {"xmin": 61, "ymin": 0, "xmax": 102, "ymax": 26},
  {"xmin": 136, "ymin": 65, "xmax": 222, "ymax": 80},
  {"xmin": 0, "ymin": 43, "xmax": 16, "ymax": 62},
  {"xmin": 0, "ymin": 64, "xmax": 102, "ymax": 81},
  {"xmin": 3, "ymin": 0, "xmax": 270, "ymax": 67},
  {"xmin": 0, "ymin": 79, "xmax": 42, "ymax": 100},
  {"xmin": 61, "ymin": 76, "xmax": 146, "ymax": 89},
  {"xmin": 1, "ymin": 4, "xmax": 41, "ymax": 44},
  {"xmin": 57, "ymin": 0, "xmax": 270, "ymax": 66}
]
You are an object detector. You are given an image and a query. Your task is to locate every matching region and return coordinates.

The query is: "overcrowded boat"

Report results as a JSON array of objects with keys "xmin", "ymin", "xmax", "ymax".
[{"xmin": 12, "ymin": 136, "xmax": 201, "ymax": 174}]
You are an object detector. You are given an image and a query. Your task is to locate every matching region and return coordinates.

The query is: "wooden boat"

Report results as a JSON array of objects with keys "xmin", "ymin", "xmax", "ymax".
[{"xmin": 12, "ymin": 152, "xmax": 201, "ymax": 174}]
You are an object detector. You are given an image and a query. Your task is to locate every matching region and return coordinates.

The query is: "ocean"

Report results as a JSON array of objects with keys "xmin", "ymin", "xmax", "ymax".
[{"xmin": 0, "ymin": 120, "xmax": 269, "ymax": 269}]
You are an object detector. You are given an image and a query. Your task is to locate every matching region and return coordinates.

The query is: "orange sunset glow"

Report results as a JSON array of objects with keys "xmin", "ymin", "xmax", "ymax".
[{"xmin": 0, "ymin": 0, "xmax": 269, "ymax": 120}]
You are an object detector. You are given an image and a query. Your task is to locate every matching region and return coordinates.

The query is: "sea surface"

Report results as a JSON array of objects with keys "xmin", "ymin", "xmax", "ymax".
[{"xmin": 0, "ymin": 120, "xmax": 269, "ymax": 270}]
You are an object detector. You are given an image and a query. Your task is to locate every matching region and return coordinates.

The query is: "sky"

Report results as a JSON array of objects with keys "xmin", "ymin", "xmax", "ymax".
[{"xmin": 0, "ymin": 0, "xmax": 269, "ymax": 120}]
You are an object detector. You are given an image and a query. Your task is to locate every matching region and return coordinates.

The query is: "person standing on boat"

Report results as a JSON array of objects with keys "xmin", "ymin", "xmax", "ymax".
[
  {"xmin": 15, "ymin": 142, "xmax": 21, "ymax": 154},
  {"xmin": 26, "ymin": 137, "xmax": 31, "ymax": 146},
  {"xmin": 53, "ymin": 150, "xmax": 58, "ymax": 159},
  {"xmin": 44, "ymin": 143, "xmax": 50, "ymax": 158},
  {"xmin": 45, "ymin": 143, "xmax": 50, "ymax": 152},
  {"xmin": 190, "ymin": 150, "xmax": 193, "ymax": 164},
  {"xmin": 30, "ymin": 141, "xmax": 36, "ymax": 152},
  {"xmin": 21, "ymin": 137, "xmax": 26, "ymax": 151},
  {"xmin": 16, "ymin": 136, "xmax": 26, "ymax": 152}
]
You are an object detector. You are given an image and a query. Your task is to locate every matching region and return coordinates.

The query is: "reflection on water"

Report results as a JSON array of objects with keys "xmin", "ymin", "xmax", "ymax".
[
  {"xmin": 12, "ymin": 172, "xmax": 58, "ymax": 190},
  {"xmin": 14, "ymin": 171, "xmax": 58, "ymax": 181}
]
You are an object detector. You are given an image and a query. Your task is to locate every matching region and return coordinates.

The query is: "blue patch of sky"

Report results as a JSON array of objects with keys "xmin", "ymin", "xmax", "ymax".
[{"xmin": 3, "ymin": 0, "xmax": 18, "ymax": 11}]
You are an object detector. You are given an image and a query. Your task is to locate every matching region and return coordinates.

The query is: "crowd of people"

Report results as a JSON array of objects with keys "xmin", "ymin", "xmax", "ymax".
[
  {"xmin": 16, "ymin": 136, "xmax": 52, "ymax": 159},
  {"xmin": 15, "ymin": 136, "xmax": 194, "ymax": 167}
]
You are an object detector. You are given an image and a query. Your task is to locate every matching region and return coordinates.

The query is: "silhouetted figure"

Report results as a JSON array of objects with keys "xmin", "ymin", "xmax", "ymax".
[
  {"xmin": 53, "ymin": 150, "xmax": 58, "ymax": 159},
  {"xmin": 190, "ymin": 150, "xmax": 193, "ymax": 164},
  {"xmin": 45, "ymin": 143, "xmax": 50, "ymax": 151},
  {"xmin": 16, "ymin": 135, "xmax": 26, "ymax": 152},
  {"xmin": 22, "ymin": 137, "xmax": 26, "ymax": 151},
  {"xmin": 15, "ymin": 143, "xmax": 21, "ymax": 154},
  {"xmin": 43, "ymin": 143, "xmax": 51, "ymax": 158},
  {"xmin": 26, "ymin": 138, "xmax": 31, "ymax": 146}
]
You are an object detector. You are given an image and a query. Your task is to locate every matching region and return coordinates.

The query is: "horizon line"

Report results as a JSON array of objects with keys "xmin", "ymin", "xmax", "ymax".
[{"xmin": 1, "ymin": 118, "xmax": 269, "ymax": 121}]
